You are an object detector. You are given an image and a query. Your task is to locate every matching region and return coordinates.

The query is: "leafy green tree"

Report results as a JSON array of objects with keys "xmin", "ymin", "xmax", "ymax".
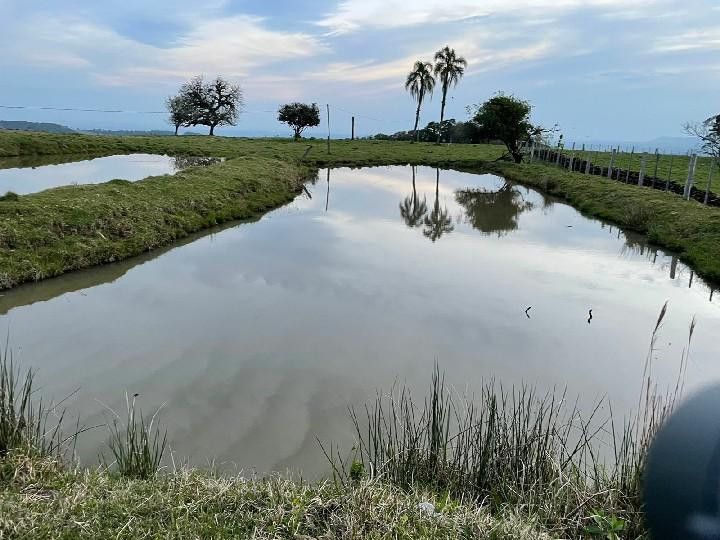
[
  {"xmin": 423, "ymin": 169, "xmax": 454, "ymax": 241},
  {"xmin": 165, "ymin": 94, "xmax": 194, "ymax": 135},
  {"xmin": 278, "ymin": 102, "xmax": 321, "ymax": 140},
  {"xmin": 470, "ymin": 93, "xmax": 538, "ymax": 163},
  {"xmin": 405, "ymin": 61, "xmax": 435, "ymax": 142},
  {"xmin": 433, "ymin": 47, "xmax": 467, "ymax": 144},
  {"xmin": 180, "ymin": 75, "xmax": 243, "ymax": 136}
]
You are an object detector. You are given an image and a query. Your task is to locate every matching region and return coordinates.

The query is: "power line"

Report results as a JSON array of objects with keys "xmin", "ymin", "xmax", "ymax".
[{"xmin": 0, "ymin": 104, "xmax": 166, "ymax": 114}]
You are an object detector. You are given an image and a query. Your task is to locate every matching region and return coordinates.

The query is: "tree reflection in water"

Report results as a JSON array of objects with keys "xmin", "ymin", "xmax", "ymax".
[
  {"xmin": 423, "ymin": 168, "xmax": 454, "ymax": 242},
  {"xmin": 455, "ymin": 182, "xmax": 533, "ymax": 236},
  {"xmin": 399, "ymin": 166, "xmax": 428, "ymax": 228}
]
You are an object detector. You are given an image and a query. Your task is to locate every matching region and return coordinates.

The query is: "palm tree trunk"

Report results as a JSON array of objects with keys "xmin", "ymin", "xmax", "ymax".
[
  {"xmin": 413, "ymin": 93, "xmax": 423, "ymax": 143},
  {"xmin": 437, "ymin": 83, "xmax": 447, "ymax": 144}
]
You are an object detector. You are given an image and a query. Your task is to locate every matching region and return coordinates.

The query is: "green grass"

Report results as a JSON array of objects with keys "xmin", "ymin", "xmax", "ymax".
[{"xmin": 0, "ymin": 453, "xmax": 551, "ymax": 539}]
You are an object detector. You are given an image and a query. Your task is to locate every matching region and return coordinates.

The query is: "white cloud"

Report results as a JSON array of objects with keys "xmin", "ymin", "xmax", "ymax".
[
  {"xmin": 1, "ymin": 14, "xmax": 327, "ymax": 88},
  {"xmin": 317, "ymin": 0, "xmax": 661, "ymax": 34},
  {"xmin": 652, "ymin": 27, "xmax": 720, "ymax": 52}
]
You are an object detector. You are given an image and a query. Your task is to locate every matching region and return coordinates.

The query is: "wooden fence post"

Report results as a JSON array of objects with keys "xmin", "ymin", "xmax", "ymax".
[
  {"xmin": 626, "ymin": 148, "xmax": 635, "ymax": 182},
  {"xmin": 652, "ymin": 148, "xmax": 660, "ymax": 187},
  {"xmin": 326, "ymin": 104, "xmax": 331, "ymax": 154},
  {"xmin": 705, "ymin": 158, "xmax": 716, "ymax": 204},
  {"xmin": 684, "ymin": 154, "xmax": 698, "ymax": 200},
  {"xmin": 665, "ymin": 154, "xmax": 674, "ymax": 191},
  {"xmin": 638, "ymin": 153, "xmax": 647, "ymax": 186},
  {"xmin": 351, "ymin": 116, "xmax": 355, "ymax": 141},
  {"xmin": 608, "ymin": 149, "xmax": 616, "ymax": 179}
]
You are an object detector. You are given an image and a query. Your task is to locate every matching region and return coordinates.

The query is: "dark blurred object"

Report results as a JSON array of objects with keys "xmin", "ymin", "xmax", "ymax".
[{"xmin": 645, "ymin": 385, "xmax": 720, "ymax": 539}]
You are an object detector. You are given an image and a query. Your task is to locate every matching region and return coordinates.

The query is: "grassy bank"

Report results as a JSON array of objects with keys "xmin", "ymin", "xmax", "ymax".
[
  {"xmin": 0, "ymin": 130, "xmax": 505, "ymax": 167},
  {"xmin": 0, "ymin": 452, "xmax": 550, "ymax": 539},
  {"xmin": 487, "ymin": 162, "xmax": 720, "ymax": 283}
]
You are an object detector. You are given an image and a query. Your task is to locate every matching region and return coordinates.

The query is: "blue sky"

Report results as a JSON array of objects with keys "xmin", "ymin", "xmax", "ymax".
[{"xmin": 1, "ymin": 0, "xmax": 718, "ymax": 142}]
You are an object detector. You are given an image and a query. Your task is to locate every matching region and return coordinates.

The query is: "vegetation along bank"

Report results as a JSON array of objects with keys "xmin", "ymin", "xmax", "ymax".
[{"xmin": 2, "ymin": 131, "xmax": 720, "ymax": 290}]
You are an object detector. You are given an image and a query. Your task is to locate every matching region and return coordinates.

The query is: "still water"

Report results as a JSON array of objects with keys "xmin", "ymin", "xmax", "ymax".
[
  {"xmin": 0, "ymin": 154, "xmax": 221, "ymax": 195},
  {"xmin": 1, "ymin": 166, "xmax": 718, "ymax": 476}
]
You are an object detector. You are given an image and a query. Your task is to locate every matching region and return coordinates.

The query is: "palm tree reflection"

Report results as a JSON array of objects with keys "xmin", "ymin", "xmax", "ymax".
[
  {"xmin": 423, "ymin": 169, "xmax": 454, "ymax": 242},
  {"xmin": 399, "ymin": 166, "xmax": 428, "ymax": 227},
  {"xmin": 455, "ymin": 182, "xmax": 533, "ymax": 236}
]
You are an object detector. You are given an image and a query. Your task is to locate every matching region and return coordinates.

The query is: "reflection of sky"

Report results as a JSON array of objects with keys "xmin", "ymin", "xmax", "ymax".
[
  {"xmin": 1, "ymin": 165, "xmax": 719, "ymax": 477},
  {"xmin": 0, "ymin": 154, "xmax": 178, "ymax": 194}
]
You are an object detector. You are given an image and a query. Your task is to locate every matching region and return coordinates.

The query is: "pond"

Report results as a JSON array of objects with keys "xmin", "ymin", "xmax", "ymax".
[
  {"xmin": 0, "ymin": 154, "xmax": 222, "ymax": 195},
  {"xmin": 1, "ymin": 165, "xmax": 718, "ymax": 477}
]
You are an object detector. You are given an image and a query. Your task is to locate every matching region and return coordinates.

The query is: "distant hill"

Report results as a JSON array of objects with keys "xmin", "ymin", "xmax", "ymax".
[{"xmin": 0, "ymin": 120, "xmax": 75, "ymax": 133}]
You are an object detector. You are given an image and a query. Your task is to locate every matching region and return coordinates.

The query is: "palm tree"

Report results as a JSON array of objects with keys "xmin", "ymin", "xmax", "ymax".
[
  {"xmin": 399, "ymin": 166, "xmax": 428, "ymax": 227},
  {"xmin": 423, "ymin": 169, "xmax": 454, "ymax": 242},
  {"xmin": 433, "ymin": 46, "xmax": 467, "ymax": 144},
  {"xmin": 405, "ymin": 61, "xmax": 435, "ymax": 142}
]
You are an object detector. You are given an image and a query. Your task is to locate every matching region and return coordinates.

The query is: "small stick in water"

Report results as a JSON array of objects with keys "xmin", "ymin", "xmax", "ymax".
[
  {"xmin": 525, "ymin": 306, "xmax": 532, "ymax": 318},
  {"xmin": 587, "ymin": 309, "xmax": 593, "ymax": 324}
]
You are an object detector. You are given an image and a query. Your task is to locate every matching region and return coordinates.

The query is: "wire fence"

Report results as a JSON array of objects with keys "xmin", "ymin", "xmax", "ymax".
[{"xmin": 528, "ymin": 144, "xmax": 719, "ymax": 207}]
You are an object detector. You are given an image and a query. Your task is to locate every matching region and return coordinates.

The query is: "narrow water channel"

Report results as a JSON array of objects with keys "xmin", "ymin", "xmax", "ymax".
[
  {"xmin": 1, "ymin": 165, "xmax": 717, "ymax": 476},
  {"xmin": 0, "ymin": 154, "xmax": 222, "ymax": 194}
]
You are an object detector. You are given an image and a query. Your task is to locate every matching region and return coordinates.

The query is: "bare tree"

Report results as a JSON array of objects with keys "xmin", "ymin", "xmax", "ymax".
[
  {"xmin": 180, "ymin": 75, "xmax": 243, "ymax": 136},
  {"xmin": 685, "ymin": 114, "xmax": 720, "ymax": 162}
]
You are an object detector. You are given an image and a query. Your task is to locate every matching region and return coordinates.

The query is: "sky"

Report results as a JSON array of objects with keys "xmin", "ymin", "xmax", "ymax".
[{"xmin": 0, "ymin": 0, "xmax": 718, "ymax": 143}]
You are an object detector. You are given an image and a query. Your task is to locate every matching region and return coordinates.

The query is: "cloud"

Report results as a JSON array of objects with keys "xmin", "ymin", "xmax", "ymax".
[
  {"xmin": 652, "ymin": 27, "xmax": 720, "ymax": 52},
  {"xmin": 1, "ymin": 13, "xmax": 327, "ymax": 89},
  {"xmin": 317, "ymin": 0, "xmax": 661, "ymax": 34},
  {"xmin": 307, "ymin": 23, "xmax": 558, "ymax": 86}
]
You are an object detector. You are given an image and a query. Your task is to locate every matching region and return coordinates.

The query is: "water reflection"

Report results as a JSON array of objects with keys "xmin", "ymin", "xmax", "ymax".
[
  {"xmin": 399, "ymin": 166, "xmax": 428, "ymax": 228},
  {"xmin": 0, "ymin": 154, "xmax": 223, "ymax": 195},
  {"xmin": 455, "ymin": 182, "xmax": 534, "ymax": 236},
  {"xmin": 423, "ymin": 169, "xmax": 454, "ymax": 242},
  {"xmin": 2, "ymin": 165, "xmax": 719, "ymax": 478}
]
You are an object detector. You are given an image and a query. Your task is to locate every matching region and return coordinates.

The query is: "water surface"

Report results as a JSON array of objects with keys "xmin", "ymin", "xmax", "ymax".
[
  {"xmin": 1, "ymin": 166, "xmax": 718, "ymax": 476},
  {"xmin": 0, "ymin": 154, "xmax": 221, "ymax": 195}
]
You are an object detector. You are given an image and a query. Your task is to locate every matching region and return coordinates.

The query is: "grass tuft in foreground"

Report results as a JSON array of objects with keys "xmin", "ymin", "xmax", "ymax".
[
  {"xmin": 103, "ymin": 393, "xmax": 167, "ymax": 480},
  {"xmin": 0, "ymin": 343, "xmax": 66, "ymax": 465},
  {"xmin": 341, "ymin": 306, "xmax": 688, "ymax": 538}
]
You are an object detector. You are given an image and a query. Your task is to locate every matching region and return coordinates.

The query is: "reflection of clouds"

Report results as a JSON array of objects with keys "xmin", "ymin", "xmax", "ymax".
[
  {"xmin": 4, "ymin": 164, "xmax": 720, "ymax": 476},
  {"xmin": 0, "ymin": 153, "xmax": 181, "ymax": 195}
]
